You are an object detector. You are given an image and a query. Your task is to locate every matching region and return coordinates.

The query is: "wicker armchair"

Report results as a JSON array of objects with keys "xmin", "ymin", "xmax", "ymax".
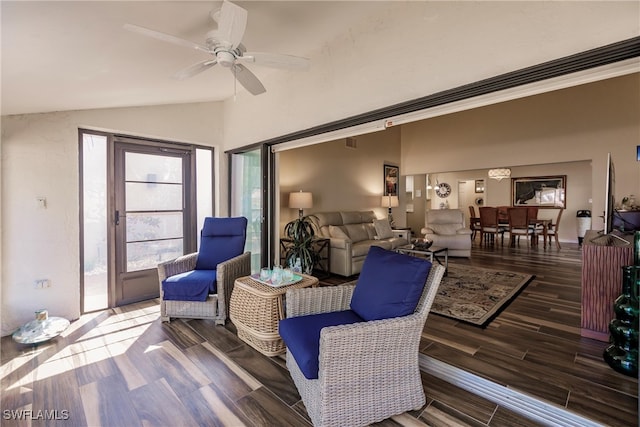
[
  {"xmin": 157, "ymin": 217, "xmax": 251, "ymax": 325},
  {"xmin": 281, "ymin": 252, "xmax": 445, "ymax": 427}
]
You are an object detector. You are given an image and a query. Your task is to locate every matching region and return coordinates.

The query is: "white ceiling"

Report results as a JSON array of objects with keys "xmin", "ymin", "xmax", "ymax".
[{"xmin": 1, "ymin": 1, "xmax": 391, "ymax": 116}]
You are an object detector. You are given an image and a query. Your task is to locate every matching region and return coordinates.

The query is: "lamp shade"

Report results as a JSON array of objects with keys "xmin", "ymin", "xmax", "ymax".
[
  {"xmin": 289, "ymin": 191, "xmax": 313, "ymax": 209},
  {"xmin": 381, "ymin": 195, "xmax": 399, "ymax": 208}
]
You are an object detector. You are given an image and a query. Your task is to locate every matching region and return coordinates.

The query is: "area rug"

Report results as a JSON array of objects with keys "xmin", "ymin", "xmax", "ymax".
[{"xmin": 430, "ymin": 264, "xmax": 534, "ymax": 327}]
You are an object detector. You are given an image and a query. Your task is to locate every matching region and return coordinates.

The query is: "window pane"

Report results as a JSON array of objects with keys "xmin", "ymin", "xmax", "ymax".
[
  {"xmin": 231, "ymin": 149, "xmax": 262, "ymax": 272},
  {"xmin": 82, "ymin": 133, "xmax": 108, "ymax": 312},
  {"xmin": 196, "ymin": 148, "xmax": 213, "ymax": 247},
  {"xmin": 126, "ymin": 182, "xmax": 182, "ymax": 211},
  {"xmin": 127, "ymin": 238, "xmax": 183, "ymax": 272},
  {"xmin": 126, "ymin": 152, "xmax": 182, "ymax": 183},
  {"xmin": 126, "ymin": 212, "xmax": 183, "ymax": 242}
]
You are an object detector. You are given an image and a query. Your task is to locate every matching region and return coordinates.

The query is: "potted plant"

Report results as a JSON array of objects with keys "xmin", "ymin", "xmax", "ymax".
[{"xmin": 283, "ymin": 214, "xmax": 319, "ymax": 275}]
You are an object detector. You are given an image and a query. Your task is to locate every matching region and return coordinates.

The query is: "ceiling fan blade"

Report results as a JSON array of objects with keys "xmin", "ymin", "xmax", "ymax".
[
  {"xmin": 174, "ymin": 60, "xmax": 218, "ymax": 80},
  {"xmin": 216, "ymin": 1, "xmax": 248, "ymax": 49},
  {"xmin": 231, "ymin": 64, "xmax": 266, "ymax": 95},
  {"xmin": 124, "ymin": 23, "xmax": 210, "ymax": 53},
  {"xmin": 241, "ymin": 52, "xmax": 310, "ymax": 70}
]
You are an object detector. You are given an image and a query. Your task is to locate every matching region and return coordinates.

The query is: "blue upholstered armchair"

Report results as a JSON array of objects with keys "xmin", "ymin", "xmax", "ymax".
[
  {"xmin": 157, "ymin": 217, "xmax": 251, "ymax": 325},
  {"xmin": 279, "ymin": 247, "xmax": 445, "ymax": 427}
]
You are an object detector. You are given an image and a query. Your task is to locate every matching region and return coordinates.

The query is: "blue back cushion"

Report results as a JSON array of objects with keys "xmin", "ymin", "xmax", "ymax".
[
  {"xmin": 195, "ymin": 217, "xmax": 247, "ymax": 270},
  {"xmin": 350, "ymin": 246, "xmax": 432, "ymax": 321},
  {"xmin": 279, "ymin": 310, "xmax": 364, "ymax": 379},
  {"xmin": 162, "ymin": 269, "xmax": 217, "ymax": 301}
]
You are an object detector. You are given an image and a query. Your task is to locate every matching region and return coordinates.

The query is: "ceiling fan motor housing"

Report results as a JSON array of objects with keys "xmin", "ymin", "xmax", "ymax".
[{"xmin": 215, "ymin": 49, "xmax": 236, "ymax": 67}]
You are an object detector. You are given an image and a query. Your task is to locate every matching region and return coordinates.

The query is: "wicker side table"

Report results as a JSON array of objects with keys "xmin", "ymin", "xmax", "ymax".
[{"xmin": 229, "ymin": 273, "xmax": 319, "ymax": 356}]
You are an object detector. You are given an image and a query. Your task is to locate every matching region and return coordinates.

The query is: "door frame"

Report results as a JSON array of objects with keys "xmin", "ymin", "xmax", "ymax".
[
  {"xmin": 227, "ymin": 143, "xmax": 273, "ymax": 268},
  {"xmin": 79, "ymin": 129, "xmax": 212, "ymax": 312},
  {"xmin": 112, "ymin": 137, "xmax": 197, "ymax": 306}
]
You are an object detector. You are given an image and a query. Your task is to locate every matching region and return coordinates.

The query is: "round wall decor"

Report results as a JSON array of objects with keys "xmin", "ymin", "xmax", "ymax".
[{"xmin": 435, "ymin": 182, "xmax": 451, "ymax": 198}]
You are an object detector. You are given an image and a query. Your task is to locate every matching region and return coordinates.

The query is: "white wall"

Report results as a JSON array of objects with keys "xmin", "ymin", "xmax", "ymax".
[
  {"xmin": 222, "ymin": 1, "xmax": 639, "ymax": 149},
  {"xmin": 1, "ymin": 102, "xmax": 223, "ymax": 335},
  {"xmin": 400, "ymin": 74, "xmax": 640, "ymax": 232},
  {"xmin": 422, "ymin": 162, "xmax": 592, "ymax": 243},
  {"xmin": 278, "ymin": 126, "xmax": 402, "ymax": 232}
]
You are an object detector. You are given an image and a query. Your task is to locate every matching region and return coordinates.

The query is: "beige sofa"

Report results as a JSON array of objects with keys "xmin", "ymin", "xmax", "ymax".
[{"xmin": 311, "ymin": 211, "xmax": 409, "ymax": 276}]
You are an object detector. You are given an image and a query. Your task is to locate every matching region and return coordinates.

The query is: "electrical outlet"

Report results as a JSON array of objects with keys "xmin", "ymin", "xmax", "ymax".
[{"xmin": 34, "ymin": 279, "xmax": 50, "ymax": 289}]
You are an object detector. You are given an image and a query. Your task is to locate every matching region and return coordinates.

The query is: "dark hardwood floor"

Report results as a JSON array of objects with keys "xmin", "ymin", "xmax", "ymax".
[{"xmin": 1, "ymin": 241, "xmax": 637, "ymax": 426}]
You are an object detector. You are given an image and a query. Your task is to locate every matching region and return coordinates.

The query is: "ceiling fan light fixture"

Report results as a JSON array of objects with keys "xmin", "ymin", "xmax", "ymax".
[{"xmin": 216, "ymin": 50, "xmax": 236, "ymax": 67}]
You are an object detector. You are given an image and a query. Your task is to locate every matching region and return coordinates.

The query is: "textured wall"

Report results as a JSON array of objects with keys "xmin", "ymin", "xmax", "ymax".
[{"xmin": 1, "ymin": 102, "xmax": 223, "ymax": 335}]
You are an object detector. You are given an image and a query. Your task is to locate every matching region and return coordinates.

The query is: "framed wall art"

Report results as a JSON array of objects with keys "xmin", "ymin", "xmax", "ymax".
[
  {"xmin": 512, "ymin": 175, "xmax": 566, "ymax": 208},
  {"xmin": 383, "ymin": 164, "xmax": 399, "ymax": 196},
  {"xmin": 475, "ymin": 179, "xmax": 485, "ymax": 193}
]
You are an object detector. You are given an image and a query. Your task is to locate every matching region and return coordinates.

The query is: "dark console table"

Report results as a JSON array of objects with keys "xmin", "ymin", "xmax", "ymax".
[
  {"xmin": 581, "ymin": 230, "xmax": 633, "ymax": 341},
  {"xmin": 280, "ymin": 237, "xmax": 330, "ymax": 279}
]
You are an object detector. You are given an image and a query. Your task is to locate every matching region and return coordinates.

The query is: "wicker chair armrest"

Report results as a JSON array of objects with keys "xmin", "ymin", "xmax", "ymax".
[
  {"xmin": 216, "ymin": 252, "xmax": 252, "ymax": 321},
  {"xmin": 157, "ymin": 252, "xmax": 198, "ymax": 282},
  {"xmin": 318, "ymin": 314, "xmax": 425, "ymax": 381},
  {"xmin": 286, "ymin": 284, "xmax": 356, "ymax": 318}
]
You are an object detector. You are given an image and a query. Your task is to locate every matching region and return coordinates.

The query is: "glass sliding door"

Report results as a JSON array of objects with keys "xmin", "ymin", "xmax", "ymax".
[{"xmin": 230, "ymin": 146, "xmax": 269, "ymax": 272}]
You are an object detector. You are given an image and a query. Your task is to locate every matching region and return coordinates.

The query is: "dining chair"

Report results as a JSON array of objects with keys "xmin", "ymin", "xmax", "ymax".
[
  {"xmin": 469, "ymin": 206, "xmax": 481, "ymax": 240},
  {"xmin": 507, "ymin": 207, "xmax": 535, "ymax": 247},
  {"xmin": 546, "ymin": 209, "xmax": 564, "ymax": 249},
  {"xmin": 478, "ymin": 207, "xmax": 505, "ymax": 246}
]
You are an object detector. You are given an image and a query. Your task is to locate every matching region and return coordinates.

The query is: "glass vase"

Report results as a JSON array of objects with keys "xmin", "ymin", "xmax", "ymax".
[{"xmin": 603, "ymin": 265, "xmax": 639, "ymax": 377}]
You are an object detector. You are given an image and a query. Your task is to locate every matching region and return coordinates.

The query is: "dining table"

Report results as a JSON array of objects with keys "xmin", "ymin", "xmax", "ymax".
[
  {"xmin": 472, "ymin": 217, "xmax": 554, "ymax": 247},
  {"xmin": 499, "ymin": 218, "xmax": 553, "ymax": 247}
]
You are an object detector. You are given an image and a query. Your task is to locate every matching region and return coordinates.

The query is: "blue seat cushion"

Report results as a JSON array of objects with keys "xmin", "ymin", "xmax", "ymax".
[
  {"xmin": 162, "ymin": 269, "xmax": 217, "ymax": 301},
  {"xmin": 280, "ymin": 310, "xmax": 364, "ymax": 379},
  {"xmin": 350, "ymin": 246, "xmax": 432, "ymax": 321},
  {"xmin": 195, "ymin": 217, "xmax": 247, "ymax": 270}
]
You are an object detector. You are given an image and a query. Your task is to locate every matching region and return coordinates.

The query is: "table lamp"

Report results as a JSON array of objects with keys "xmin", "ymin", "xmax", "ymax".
[
  {"xmin": 289, "ymin": 191, "xmax": 313, "ymax": 219},
  {"xmin": 381, "ymin": 195, "xmax": 399, "ymax": 225}
]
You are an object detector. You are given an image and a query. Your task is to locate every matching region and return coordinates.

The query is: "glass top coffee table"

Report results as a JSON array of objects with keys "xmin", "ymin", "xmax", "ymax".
[{"xmin": 396, "ymin": 245, "xmax": 448, "ymax": 275}]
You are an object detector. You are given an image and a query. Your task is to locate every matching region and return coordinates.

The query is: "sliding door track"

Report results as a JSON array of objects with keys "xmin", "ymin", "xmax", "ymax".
[{"xmin": 419, "ymin": 355, "xmax": 604, "ymax": 427}]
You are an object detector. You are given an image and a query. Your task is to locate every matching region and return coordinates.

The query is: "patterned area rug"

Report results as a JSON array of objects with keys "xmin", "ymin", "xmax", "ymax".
[{"xmin": 431, "ymin": 264, "xmax": 534, "ymax": 327}]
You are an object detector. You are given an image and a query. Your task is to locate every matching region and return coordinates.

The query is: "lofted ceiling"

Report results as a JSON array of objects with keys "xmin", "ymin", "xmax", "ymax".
[{"xmin": 1, "ymin": 1, "xmax": 391, "ymax": 116}]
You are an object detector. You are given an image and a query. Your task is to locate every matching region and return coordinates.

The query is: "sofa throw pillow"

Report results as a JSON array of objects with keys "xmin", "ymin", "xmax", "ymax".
[
  {"xmin": 328, "ymin": 225, "xmax": 350, "ymax": 240},
  {"xmin": 350, "ymin": 246, "xmax": 432, "ymax": 321},
  {"xmin": 373, "ymin": 218, "xmax": 393, "ymax": 239}
]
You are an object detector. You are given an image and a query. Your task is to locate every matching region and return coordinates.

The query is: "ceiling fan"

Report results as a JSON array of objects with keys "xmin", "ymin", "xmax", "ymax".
[{"xmin": 124, "ymin": 0, "xmax": 310, "ymax": 95}]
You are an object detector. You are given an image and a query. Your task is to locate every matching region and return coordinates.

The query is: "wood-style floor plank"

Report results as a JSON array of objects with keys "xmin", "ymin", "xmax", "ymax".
[
  {"xmin": 128, "ymin": 377, "xmax": 200, "ymax": 426},
  {"xmin": 79, "ymin": 374, "xmax": 139, "ymax": 427},
  {"xmin": 234, "ymin": 386, "xmax": 312, "ymax": 427},
  {"xmin": 181, "ymin": 384, "xmax": 254, "ymax": 427},
  {"xmin": 1, "ymin": 241, "xmax": 636, "ymax": 426}
]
